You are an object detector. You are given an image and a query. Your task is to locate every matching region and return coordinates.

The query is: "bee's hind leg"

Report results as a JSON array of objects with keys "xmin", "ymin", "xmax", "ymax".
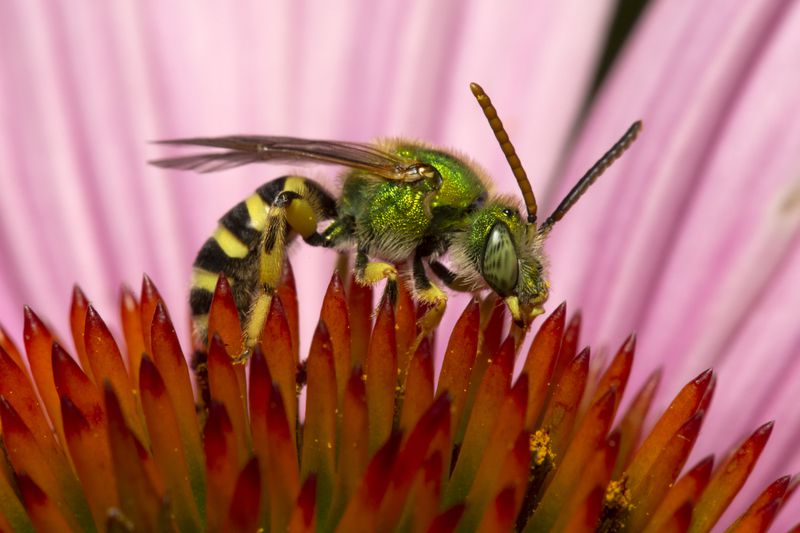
[
  {"xmin": 239, "ymin": 180, "xmax": 335, "ymax": 362},
  {"xmin": 237, "ymin": 209, "xmax": 286, "ymax": 363}
]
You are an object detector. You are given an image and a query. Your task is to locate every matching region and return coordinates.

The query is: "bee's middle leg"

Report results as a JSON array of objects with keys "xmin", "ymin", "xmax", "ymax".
[
  {"xmin": 396, "ymin": 251, "xmax": 447, "ymax": 388},
  {"xmin": 354, "ymin": 246, "xmax": 398, "ymax": 286},
  {"xmin": 412, "ymin": 252, "xmax": 448, "ymax": 335}
]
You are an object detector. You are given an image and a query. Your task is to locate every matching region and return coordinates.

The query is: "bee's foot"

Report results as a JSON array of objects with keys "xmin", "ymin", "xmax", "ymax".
[
  {"xmin": 359, "ymin": 262, "xmax": 398, "ymax": 285},
  {"xmin": 401, "ymin": 294, "xmax": 447, "ymax": 392},
  {"xmin": 417, "ymin": 302, "xmax": 446, "ymax": 334},
  {"xmin": 232, "ymin": 348, "xmax": 252, "ymax": 365},
  {"xmin": 381, "ymin": 279, "xmax": 399, "ymax": 308},
  {"xmin": 296, "ymin": 360, "xmax": 308, "ymax": 391},
  {"xmin": 415, "ymin": 289, "xmax": 448, "ymax": 336}
]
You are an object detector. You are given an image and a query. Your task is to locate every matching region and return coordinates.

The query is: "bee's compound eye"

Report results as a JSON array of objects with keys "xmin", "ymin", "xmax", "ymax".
[
  {"xmin": 482, "ymin": 222, "xmax": 519, "ymax": 296},
  {"xmin": 501, "ymin": 208, "xmax": 515, "ymax": 218}
]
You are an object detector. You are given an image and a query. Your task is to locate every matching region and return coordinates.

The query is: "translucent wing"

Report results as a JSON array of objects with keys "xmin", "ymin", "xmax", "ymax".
[{"xmin": 150, "ymin": 135, "xmax": 423, "ymax": 181}]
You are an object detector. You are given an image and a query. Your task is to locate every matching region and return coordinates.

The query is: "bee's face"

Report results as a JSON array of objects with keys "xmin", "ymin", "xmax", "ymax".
[{"xmin": 452, "ymin": 200, "xmax": 549, "ymax": 327}]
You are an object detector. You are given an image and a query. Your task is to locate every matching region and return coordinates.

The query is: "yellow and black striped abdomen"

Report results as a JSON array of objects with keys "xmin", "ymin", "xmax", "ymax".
[
  {"xmin": 189, "ymin": 176, "xmax": 337, "ymax": 340},
  {"xmin": 190, "ymin": 193, "xmax": 267, "ymax": 329}
]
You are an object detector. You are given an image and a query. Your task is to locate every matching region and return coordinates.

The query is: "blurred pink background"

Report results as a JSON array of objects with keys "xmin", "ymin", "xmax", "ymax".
[{"xmin": 1, "ymin": 1, "xmax": 799, "ymax": 528}]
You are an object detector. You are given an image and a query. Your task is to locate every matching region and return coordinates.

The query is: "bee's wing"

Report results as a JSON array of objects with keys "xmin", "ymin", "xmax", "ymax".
[{"xmin": 150, "ymin": 135, "xmax": 416, "ymax": 180}]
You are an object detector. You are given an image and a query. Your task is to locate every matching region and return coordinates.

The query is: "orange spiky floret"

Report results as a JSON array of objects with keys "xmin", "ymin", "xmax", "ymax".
[{"xmin": 0, "ymin": 261, "xmax": 795, "ymax": 532}]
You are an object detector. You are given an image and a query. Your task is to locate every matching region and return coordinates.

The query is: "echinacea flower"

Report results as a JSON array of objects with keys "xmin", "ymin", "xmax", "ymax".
[
  {"xmin": 2, "ymin": 0, "xmax": 800, "ymax": 530},
  {"xmin": 0, "ymin": 266, "xmax": 795, "ymax": 531},
  {"xmin": 541, "ymin": 2, "xmax": 800, "ymax": 528}
]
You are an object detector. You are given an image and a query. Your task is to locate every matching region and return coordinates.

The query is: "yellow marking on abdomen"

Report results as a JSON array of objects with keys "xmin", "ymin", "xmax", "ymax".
[
  {"xmin": 245, "ymin": 193, "xmax": 268, "ymax": 231},
  {"xmin": 213, "ymin": 226, "xmax": 249, "ymax": 258},
  {"xmin": 284, "ymin": 176, "xmax": 307, "ymax": 194},
  {"xmin": 191, "ymin": 268, "xmax": 223, "ymax": 292}
]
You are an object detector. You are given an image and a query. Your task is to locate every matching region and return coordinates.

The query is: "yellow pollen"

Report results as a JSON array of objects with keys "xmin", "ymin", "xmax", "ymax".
[
  {"xmin": 529, "ymin": 429, "xmax": 556, "ymax": 466},
  {"xmin": 605, "ymin": 479, "xmax": 634, "ymax": 512}
]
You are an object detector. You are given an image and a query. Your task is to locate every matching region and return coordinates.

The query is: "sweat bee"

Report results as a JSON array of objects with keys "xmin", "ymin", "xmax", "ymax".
[{"xmin": 152, "ymin": 83, "xmax": 641, "ymax": 359}]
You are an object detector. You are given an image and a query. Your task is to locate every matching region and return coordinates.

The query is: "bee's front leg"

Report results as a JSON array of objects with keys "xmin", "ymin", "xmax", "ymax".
[{"xmin": 429, "ymin": 260, "xmax": 475, "ymax": 293}]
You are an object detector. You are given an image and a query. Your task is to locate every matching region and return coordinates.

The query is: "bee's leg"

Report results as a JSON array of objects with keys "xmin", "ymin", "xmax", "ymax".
[
  {"xmin": 255, "ymin": 176, "xmax": 338, "ymax": 248},
  {"xmin": 275, "ymin": 186, "xmax": 333, "ymax": 243},
  {"xmin": 412, "ymin": 253, "xmax": 448, "ymax": 335},
  {"xmin": 429, "ymin": 260, "xmax": 475, "ymax": 292},
  {"xmin": 398, "ymin": 252, "xmax": 447, "ymax": 390},
  {"xmin": 239, "ymin": 180, "xmax": 334, "ymax": 361},
  {"xmin": 319, "ymin": 215, "xmax": 355, "ymax": 248},
  {"xmin": 237, "ymin": 214, "xmax": 286, "ymax": 362},
  {"xmin": 354, "ymin": 246, "xmax": 398, "ymax": 286}
]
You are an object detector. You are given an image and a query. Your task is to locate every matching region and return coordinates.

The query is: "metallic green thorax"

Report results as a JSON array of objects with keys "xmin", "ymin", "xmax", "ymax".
[
  {"xmin": 394, "ymin": 144, "xmax": 486, "ymax": 230},
  {"xmin": 339, "ymin": 175, "xmax": 439, "ymax": 250},
  {"xmin": 337, "ymin": 143, "xmax": 488, "ymax": 260}
]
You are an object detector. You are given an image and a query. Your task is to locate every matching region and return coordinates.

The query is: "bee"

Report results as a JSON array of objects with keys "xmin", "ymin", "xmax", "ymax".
[{"xmin": 152, "ymin": 83, "xmax": 641, "ymax": 359}]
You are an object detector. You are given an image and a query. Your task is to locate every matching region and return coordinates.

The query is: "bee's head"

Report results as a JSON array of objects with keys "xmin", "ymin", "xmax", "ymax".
[
  {"xmin": 452, "ymin": 199, "xmax": 549, "ymax": 328},
  {"xmin": 466, "ymin": 82, "xmax": 641, "ymax": 327}
]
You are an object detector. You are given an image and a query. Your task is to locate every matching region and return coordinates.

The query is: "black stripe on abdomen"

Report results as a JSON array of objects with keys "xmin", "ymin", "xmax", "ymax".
[
  {"xmin": 190, "ymin": 288, "xmax": 213, "ymax": 316},
  {"xmin": 219, "ymin": 201, "xmax": 261, "ymax": 245},
  {"xmin": 194, "ymin": 238, "xmax": 232, "ymax": 273},
  {"xmin": 256, "ymin": 177, "xmax": 288, "ymax": 204}
]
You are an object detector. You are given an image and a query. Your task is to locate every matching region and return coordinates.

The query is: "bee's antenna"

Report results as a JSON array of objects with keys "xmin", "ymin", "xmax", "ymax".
[
  {"xmin": 470, "ymin": 82, "xmax": 538, "ymax": 224},
  {"xmin": 539, "ymin": 120, "xmax": 643, "ymax": 235}
]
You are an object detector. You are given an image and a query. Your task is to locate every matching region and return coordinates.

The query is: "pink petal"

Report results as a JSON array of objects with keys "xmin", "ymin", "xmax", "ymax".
[
  {"xmin": 543, "ymin": 0, "xmax": 800, "ymax": 526},
  {"xmin": 0, "ymin": 1, "xmax": 615, "ymax": 354}
]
